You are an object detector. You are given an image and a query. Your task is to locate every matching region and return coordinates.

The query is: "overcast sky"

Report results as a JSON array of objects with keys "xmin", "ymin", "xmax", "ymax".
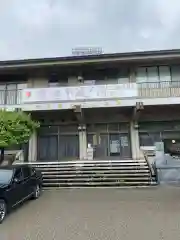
[{"xmin": 0, "ymin": 0, "xmax": 180, "ymax": 60}]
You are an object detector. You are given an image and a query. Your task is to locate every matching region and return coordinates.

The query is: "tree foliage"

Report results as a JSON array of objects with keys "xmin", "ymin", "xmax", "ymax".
[{"xmin": 0, "ymin": 110, "xmax": 40, "ymax": 149}]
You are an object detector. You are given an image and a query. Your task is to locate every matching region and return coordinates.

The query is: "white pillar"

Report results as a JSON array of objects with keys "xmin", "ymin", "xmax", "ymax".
[
  {"xmin": 78, "ymin": 125, "xmax": 87, "ymax": 160},
  {"xmin": 130, "ymin": 121, "xmax": 140, "ymax": 159},
  {"xmin": 82, "ymin": 130, "xmax": 87, "ymax": 159},
  {"xmin": 28, "ymin": 131, "xmax": 37, "ymax": 162}
]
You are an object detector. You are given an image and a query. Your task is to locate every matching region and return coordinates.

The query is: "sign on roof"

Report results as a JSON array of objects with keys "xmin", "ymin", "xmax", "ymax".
[{"xmin": 72, "ymin": 47, "xmax": 103, "ymax": 56}]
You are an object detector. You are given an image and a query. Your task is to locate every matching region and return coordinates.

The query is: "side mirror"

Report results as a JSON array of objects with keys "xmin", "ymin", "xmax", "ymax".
[{"xmin": 14, "ymin": 178, "xmax": 20, "ymax": 184}]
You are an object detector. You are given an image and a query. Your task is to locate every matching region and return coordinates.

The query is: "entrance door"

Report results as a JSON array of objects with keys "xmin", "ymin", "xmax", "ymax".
[
  {"xmin": 109, "ymin": 134, "xmax": 121, "ymax": 157},
  {"xmin": 59, "ymin": 135, "xmax": 79, "ymax": 160}
]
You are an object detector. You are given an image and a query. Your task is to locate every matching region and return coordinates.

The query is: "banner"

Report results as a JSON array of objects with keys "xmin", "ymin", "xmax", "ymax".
[{"xmin": 22, "ymin": 83, "xmax": 138, "ymax": 103}]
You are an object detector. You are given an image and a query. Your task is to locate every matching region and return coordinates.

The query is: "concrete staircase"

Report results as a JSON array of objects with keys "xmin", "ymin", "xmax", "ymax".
[{"xmin": 32, "ymin": 159, "xmax": 157, "ymax": 189}]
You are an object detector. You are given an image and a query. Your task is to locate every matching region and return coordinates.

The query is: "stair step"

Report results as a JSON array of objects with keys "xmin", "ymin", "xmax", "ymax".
[
  {"xmin": 43, "ymin": 178, "xmax": 151, "ymax": 184},
  {"xmin": 42, "ymin": 173, "xmax": 150, "ymax": 178},
  {"xmin": 37, "ymin": 163, "xmax": 147, "ymax": 168},
  {"xmin": 39, "ymin": 166, "xmax": 149, "ymax": 172},
  {"xmin": 34, "ymin": 159, "xmax": 146, "ymax": 165},
  {"xmin": 41, "ymin": 169, "xmax": 150, "ymax": 175},
  {"xmin": 42, "ymin": 181, "xmax": 152, "ymax": 187},
  {"xmin": 29, "ymin": 160, "xmax": 157, "ymax": 189}
]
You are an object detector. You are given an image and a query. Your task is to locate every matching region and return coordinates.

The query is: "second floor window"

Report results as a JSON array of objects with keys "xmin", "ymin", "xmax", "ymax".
[{"xmin": 136, "ymin": 65, "xmax": 180, "ymax": 87}]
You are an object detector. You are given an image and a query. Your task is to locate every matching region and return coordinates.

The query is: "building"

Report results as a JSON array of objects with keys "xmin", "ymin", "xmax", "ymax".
[{"xmin": 1, "ymin": 49, "xmax": 180, "ymax": 163}]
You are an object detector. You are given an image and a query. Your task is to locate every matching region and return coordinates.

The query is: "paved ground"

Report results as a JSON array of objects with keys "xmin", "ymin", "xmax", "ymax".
[{"xmin": 1, "ymin": 187, "xmax": 180, "ymax": 240}]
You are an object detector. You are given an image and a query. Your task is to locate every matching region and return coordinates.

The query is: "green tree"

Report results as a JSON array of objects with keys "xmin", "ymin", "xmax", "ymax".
[{"xmin": 0, "ymin": 110, "xmax": 40, "ymax": 163}]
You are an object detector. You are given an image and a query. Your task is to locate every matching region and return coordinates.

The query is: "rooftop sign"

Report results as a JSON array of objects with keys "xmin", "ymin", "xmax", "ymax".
[{"xmin": 72, "ymin": 47, "xmax": 103, "ymax": 56}]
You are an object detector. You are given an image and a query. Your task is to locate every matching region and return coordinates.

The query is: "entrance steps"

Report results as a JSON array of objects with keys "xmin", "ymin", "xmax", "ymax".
[{"xmin": 30, "ymin": 159, "xmax": 157, "ymax": 189}]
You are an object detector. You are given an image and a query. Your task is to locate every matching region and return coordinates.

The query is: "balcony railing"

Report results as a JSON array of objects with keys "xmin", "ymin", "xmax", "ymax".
[
  {"xmin": 0, "ymin": 89, "xmax": 21, "ymax": 105},
  {"xmin": 0, "ymin": 81, "xmax": 180, "ymax": 106},
  {"xmin": 138, "ymin": 81, "xmax": 180, "ymax": 98}
]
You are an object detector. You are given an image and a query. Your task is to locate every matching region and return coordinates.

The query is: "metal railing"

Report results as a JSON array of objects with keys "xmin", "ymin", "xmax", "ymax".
[
  {"xmin": 0, "ymin": 89, "xmax": 21, "ymax": 105},
  {"xmin": 138, "ymin": 81, "xmax": 180, "ymax": 98}
]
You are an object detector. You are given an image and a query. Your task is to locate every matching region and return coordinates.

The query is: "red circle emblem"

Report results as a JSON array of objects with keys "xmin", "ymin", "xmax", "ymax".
[{"xmin": 26, "ymin": 91, "xmax": 31, "ymax": 97}]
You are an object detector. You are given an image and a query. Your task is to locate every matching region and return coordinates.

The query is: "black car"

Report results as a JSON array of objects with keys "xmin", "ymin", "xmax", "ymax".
[{"xmin": 0, "ymin": 165, "xmax": 43, "ymax": 223}]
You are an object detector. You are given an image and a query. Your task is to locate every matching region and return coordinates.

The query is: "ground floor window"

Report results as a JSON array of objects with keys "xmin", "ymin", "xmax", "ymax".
[
  {"xmin": 139, "ymin": 121, "xmax": 180, "ymax": 155},
  {"xmin": 37, "ymin": 125, "xmax": 79, "ymax": 161}
]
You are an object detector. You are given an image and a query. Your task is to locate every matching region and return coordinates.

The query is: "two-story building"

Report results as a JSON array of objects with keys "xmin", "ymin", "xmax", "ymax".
[{"xmin": 1, "ymin": 49, "xmax": 180, "ymax": 163}]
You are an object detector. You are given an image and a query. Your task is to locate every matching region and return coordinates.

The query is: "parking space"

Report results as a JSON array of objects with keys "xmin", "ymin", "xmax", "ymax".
[{"xmin": 1, "ymin": 187, "xmax": 180, "ymax": 240}]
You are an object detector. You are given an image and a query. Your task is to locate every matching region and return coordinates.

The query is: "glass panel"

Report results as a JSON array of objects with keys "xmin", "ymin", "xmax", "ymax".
[
  {"xmin": 108, "ymin": 123, "xmax": 119, "ymax": 132},
  {"xmin": 139, "ymin": 121, "xmax": 180, "ymax": 132},
  {"xmin": 59, "ymin": 135, "xmax": 79, "ymax": 159},
  {"xmin": 147, "ymin": 67, "xmax": 159, "ymax": 82},
  {"xmin": 118, "ymin": 69, "xmax": 130, "ymax": 83},
  {"xmin": 6, "ymin": 84, "xmax": 17, "ymax": 90},
  {"xmin": 48, "ymin": 136, "xmax": 58, "ymax": 160},
  {"xmin": 0, "ymin": 85, "xmax": 6, "ymax": 90},
  {"xmin": 95, "ymin": 134, "xmax": 109, "ymax": 158},
  {"xmin": 109, "ymin": 134, "xmax": 120, "ymax": 156},
  {"xmin": 38, "ymin": 137, "xmax": 48, "ymax": 161},
  {"xmin": 59, "ymin": 125, "xmax": 78, "ymax": 133},
  {"xmin": 139, "ymin": 133, "xmax": 161, "ymax": 146},
  {"xmin": 94, "ymin": 124, "xmax": 107, "ymax": 132},
  {"xmin": 17, "ymin": 83, "xmax": 27, "ymax": 89},
  {"xmin": 136, "ymin": 67, "xmax": 147, "ymax": 83},
  {"xmin": 0, "ymin": 169, "xmax": 13, "ymax": 184},
  {"xmin": 38, "ymin": 126, "xmax": 58, "ymax": 135},
  {"xmin": 171, "ymin": 65, "xmax": 180, "ymax": 87},
  {"xmin": 159, "ymin": 66, "xmax": 171, "ymax": 85},
  {"xmin": 161, "ymin": 131, "xmax": 180, "ymax": 140},
  {"xmin": 87, "ymin": 134, "xmax": 93, "ymax": 146},
  {"xmin": 120, "ymin": 134, "xmax": 131, "ymax": 158}
]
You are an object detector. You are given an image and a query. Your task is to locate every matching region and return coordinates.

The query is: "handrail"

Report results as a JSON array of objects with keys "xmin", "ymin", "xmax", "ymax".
[{"xmin": 141, "ymin": 150, "xmax": 155, "ymax": 177}]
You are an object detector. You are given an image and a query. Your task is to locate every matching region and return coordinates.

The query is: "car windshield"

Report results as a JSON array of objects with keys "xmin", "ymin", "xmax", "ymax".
[{"xmin": 0, "ymin": 169, "xmax": 13, "ymax": 184}]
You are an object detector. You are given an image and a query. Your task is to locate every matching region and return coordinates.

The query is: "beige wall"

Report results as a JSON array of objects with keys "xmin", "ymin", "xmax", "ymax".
[{"xmin": 27, "ymin": 78, "xmax": 48, "ymax": 88}]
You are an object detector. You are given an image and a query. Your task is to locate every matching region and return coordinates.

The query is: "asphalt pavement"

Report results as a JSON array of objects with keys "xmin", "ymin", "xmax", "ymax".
[{"xmin": 1, "ymin": 186, "xmax": 180, "ymax": 240}]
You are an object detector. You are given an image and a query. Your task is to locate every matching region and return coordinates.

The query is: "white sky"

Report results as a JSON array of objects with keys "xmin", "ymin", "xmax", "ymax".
[{"xmin": 0, "ymin": 0, "xmax": 180, "ymax": 60}]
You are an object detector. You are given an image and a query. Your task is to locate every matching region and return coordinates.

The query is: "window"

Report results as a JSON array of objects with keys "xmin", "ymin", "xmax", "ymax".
[
  {"xmin": 14, "ymin": 168, "xmax": 23, "ymax": 180},
  {"xmin": 136, "ymin": 65, "xmax": 176, "ymax": 86},
  {"xmin": 136, "ymin": 67, "xmax": 147, "ymax": 83},
  {"xmin": 139, "ymin": 133, "xmax": 161, "ymax": 146},
  {"xmin": 0, "ymin": 169, "xmax": 13, "ymax": 184},
  {"xmin": 147, "ymin": 67, "xmax": 159, "ymax": 82},
  {"xmin": 171, "ymin": 65, "xmax": 180, "ymax": 87},
  {"xmin": 159, "ymin": 66, "xmax": 171, "ymax": 82},
  {"xmin": 22, "ymin": 167, "xmax": 30, "ymax": 178},
  {"xmin": 118, "ymin": 69, "xmax": 130, "ymax": 83},
  {"xmin": 48, "ymin": 73, "xmax": 68, "ymax": 87}
]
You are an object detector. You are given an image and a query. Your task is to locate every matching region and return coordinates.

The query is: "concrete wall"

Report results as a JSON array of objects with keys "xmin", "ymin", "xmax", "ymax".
[{"xmin": 156, "ymin": 155, "xmax": 180, "ymax": 185}]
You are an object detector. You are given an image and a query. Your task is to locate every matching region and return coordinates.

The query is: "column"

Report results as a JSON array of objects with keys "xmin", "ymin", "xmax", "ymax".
[
  {"xmin": 78, "ymin": 125, "xmax": 87, "ymax": 160},
  {"xmin": 28, "ymin": 131, "xmax": 37, "ymax": 162},
  {"xmin": 130, "ymin": 121, "xmax": 140, "ymax": 159}
]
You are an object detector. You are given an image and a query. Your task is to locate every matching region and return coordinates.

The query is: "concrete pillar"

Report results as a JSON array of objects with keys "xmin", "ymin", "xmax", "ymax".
[
  {"xmin": 78, "ymin": 125, "xmax": 87, "ymax": 160},
  {"xmin": 28, "ymin": 131, "xmax": 37, "ymax": 162},
  {"xmin": 130, "ymin": 121, "xmax": 140, "ymax": 159}
]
